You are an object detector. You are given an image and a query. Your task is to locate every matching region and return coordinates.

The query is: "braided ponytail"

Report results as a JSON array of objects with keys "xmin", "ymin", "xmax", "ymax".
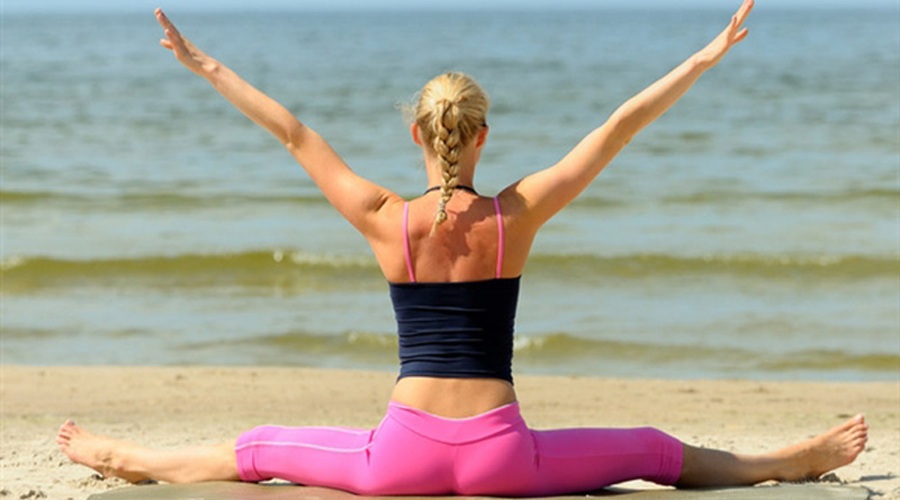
[
  {"xmin": 409, "ymin": 73, "xmax": 489, "ymax": 236},
  {"xmin": 430, "ymin": 99, "xmax": 462, "ymax": 235}
]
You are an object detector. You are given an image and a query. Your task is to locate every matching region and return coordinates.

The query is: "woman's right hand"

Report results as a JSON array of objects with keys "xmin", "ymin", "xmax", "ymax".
[
  {"xmin": 695, "ymin": 0, "xmax": 754, "ymax": 69},
  {"xmin": 156, "ymin": 8, "xmax": 218, "ymax": 77}
]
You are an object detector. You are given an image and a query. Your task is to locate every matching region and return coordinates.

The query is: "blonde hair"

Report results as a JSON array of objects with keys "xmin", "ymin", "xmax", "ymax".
[{"xmin": 410, "ymin": 72, "xmax": 489, "ymax": 235}]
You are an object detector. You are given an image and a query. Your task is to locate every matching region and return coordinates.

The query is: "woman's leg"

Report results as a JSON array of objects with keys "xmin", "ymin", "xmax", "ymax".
[
  {"xmin": 56, "ymin": 420, "xmax": 240, "ymax": 484},
  {"xmin": 57, "ymin": 413, "xmax": 869, "ymax": 491},
  {"xmin": 519, "ymin": 414, "xmax": 868, "ymax": 495},
  {"xmin": 523, "ymin": 425, "xmax": 684, "ymax": 496},
  {"xmin": 677, "ymin": 415, "xmax": 868, "ymax": 488}
]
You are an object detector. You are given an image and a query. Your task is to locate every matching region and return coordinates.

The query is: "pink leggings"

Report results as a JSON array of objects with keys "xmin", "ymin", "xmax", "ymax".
[{"xmin": 236, "ymin": 402, "xmax": 683, "ymax": 496}]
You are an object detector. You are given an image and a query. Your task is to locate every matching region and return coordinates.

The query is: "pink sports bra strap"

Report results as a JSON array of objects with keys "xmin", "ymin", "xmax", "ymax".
[
  {"xmin": 402, "ymin": 202, "xmax": 416, "ymax": 282},
  {"xmin": 401, "ymin": 198, "xmax": 505, "ymax": 283},
  {"xmin": 493, "ymin": 196, "xmax": 505, "ymax": 278}
]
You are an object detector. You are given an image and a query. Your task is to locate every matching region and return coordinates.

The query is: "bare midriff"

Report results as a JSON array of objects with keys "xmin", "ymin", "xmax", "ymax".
[{"xmin": 391, "ymin": 377, "xmax": 518, "ymax": 419}]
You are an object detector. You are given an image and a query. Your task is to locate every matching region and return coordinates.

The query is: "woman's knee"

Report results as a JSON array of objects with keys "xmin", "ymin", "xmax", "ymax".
[{"xmin": 631, "ymin": 427, "xmax": 684, "ymax": 485}]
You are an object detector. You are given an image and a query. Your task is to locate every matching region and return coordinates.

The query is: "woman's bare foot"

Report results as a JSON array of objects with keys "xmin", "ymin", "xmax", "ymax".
[
  {"xmin": 678, "ymin": 414, "xmax": 869, "ymax": 488},
  {"xmin": 778, "ymin": 414, "xmax": 869, "ymax": 482},
  {"xmin": 56, "ymin": 420, "xmax": 150, "ymax": 483}
]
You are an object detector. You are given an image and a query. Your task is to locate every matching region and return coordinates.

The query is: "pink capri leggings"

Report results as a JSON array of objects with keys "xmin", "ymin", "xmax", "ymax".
[{"xmin": 236, "ymin": 401, "xmax": 683, "ymax": 496}]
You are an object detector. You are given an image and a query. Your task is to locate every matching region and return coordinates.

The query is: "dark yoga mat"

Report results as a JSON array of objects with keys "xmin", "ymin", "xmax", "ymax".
[{"xmin": 88, "ymin": 482, "xmax": 871, "ymax": 499}]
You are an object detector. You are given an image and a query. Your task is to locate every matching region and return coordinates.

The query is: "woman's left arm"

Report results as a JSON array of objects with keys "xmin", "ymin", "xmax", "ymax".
[
  {"xmin": 155, "ymin": 9, "xmax": 397, "ymax": 234},
  {"xmin": 503, "ymin": 0, "xmax": 753, "ymax": 230}
]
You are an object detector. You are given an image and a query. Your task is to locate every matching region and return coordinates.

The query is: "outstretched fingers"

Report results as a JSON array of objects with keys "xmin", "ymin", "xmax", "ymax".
[
  {"xmin": 697, "ymin": 0, "xmax": 754, "ymax": 67},
  {"xmin": 155, "ymin": 9, "xmax": 185, "ymax": 53},
  {"xmin": 155, "ymin": 8, "xmax": 178, "ymax": 38},
  {"xmin": 735, "ymin": 0, "xmax": 755, "ymax": 25},
  {"xmin": 728, "ymin": 0, "xmax": 754, "ymax": 43},
  {"xmin": 154, "ymin": 8, "xmax": 214, "ymax": 76}
]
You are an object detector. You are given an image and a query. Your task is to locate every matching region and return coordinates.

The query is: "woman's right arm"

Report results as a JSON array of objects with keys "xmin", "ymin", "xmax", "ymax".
[
  {"xmin": 155, "ymin": 9, "xmax": 398, "ymax": 237},
  {"xmin": 503, "ymin": 0, "xmax": 754, "ymax": 230}
]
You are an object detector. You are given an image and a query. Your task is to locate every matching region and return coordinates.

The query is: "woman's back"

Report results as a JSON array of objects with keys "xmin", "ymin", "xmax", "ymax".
[
  {"xmin": 400, "ymin": 191, "xmax": 507, "ymax": 283},
  {"xmin": 385, "ymin": 189, "xmax": 524, "ymax": 417}
]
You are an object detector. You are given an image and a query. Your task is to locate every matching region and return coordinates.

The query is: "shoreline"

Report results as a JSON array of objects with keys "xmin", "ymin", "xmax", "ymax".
[{"xmin": 2, "ymin": 365, "xmax": 898, "ymax": 499}]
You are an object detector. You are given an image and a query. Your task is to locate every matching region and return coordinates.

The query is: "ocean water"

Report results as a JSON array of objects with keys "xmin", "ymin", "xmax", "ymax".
[{"xmin": 2, "ymin": 7, "xmax": 898, "ymax": 380}]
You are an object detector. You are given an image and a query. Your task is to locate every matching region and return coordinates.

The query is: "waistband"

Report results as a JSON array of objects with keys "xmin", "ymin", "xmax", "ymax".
[{"xmin": 386, "ymin": 401, "xmax": 525, "ymax": 445}]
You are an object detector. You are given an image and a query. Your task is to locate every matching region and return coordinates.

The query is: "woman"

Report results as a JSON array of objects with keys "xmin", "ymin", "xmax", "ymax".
[{"xmin": 57, "ymin": 0, "xmax": 869, "ymax": 495}]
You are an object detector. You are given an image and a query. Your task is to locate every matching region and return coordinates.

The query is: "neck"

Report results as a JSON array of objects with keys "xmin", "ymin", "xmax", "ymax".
[
  {"xmin": 423, "ymin": 156, "xmax": 477, "ymax": 189},
  {"xmin": 423, "ymin": 185, "xmax": 478, "ymax": 195}
]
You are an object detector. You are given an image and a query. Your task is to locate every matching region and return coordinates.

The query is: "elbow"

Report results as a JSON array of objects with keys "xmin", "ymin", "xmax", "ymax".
[
  {"xmin": 599, "ymin": 113, "xmax": 636, "ymax": 150},
  {"xmin": 608, "ymin": 105, "xmax": 642, "ymax": 138},
  {"xmin": 283, "ymin": 122, "xmax": 307, "ymax": 150}
]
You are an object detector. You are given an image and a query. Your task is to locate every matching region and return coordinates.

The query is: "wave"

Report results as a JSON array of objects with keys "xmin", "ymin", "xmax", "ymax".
[
  {"xmin": 515, "ymin": 334, "xmax": 900, "ymax": 375},
  {"xmin": 182, "ymin": 330, "xmax": 899, "ymax": 376},
  {"xmin": 527, "ymin": 252, "xmax": 899, "ymax": 280},
  {"xmin": 3, "ymin": 250, "xmax": 896, "ymax": 293},
  {"xmin": 4, "ymin": 186, "xmax": 896, "ymax": 211},
  {"xmin": 0, "ymin": 189, "xmax": 332, "ymax": 210},
  {"xmin": 661, "ymin": 188, "xmax": 900, "ymax": 206},
  {"xmin": 0, "ymin": 251, "xmax": 382, "ymax": 293},
  {"xmin": 5, "ymin": 322, "xmax": 895, "ymax": 377}
]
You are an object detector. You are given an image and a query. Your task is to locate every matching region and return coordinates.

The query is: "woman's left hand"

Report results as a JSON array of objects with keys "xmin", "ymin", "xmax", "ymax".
[
  {"xmin": 155, "ymin": 8, "xmax": 218, "ymax": 77},
  {"xmin": 696, "ymin": 0, "xmax": 754, "ymax": 68}
]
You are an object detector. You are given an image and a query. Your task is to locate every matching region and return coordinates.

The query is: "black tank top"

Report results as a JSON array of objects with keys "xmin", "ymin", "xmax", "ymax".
[
  {"xmin": 392, "ymin": 196, "xmax": 518, "ymax": 383},
  {"xmin": 390, "ymin": 277, "xmax": 520, "ymax": 383}
]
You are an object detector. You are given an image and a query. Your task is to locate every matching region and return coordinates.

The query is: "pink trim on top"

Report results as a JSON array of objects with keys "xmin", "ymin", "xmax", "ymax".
[
  {"xmin": 402, "ymin": 202, "xmax": 416, "ymax": 283},
  {"xmin": 493, "ymin": 197, "xmax": 504, "ymax": 278}
]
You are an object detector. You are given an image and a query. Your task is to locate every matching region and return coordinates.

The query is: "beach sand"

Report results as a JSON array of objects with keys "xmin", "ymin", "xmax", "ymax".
[{"xmin": 1, "ymin": 366, "xmax": 897, "ymax": 499}]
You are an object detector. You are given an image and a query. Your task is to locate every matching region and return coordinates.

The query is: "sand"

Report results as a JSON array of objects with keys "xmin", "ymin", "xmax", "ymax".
[{"xmin": 1, "ymin": 366, "xmax": 897, "ymax": 499}]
